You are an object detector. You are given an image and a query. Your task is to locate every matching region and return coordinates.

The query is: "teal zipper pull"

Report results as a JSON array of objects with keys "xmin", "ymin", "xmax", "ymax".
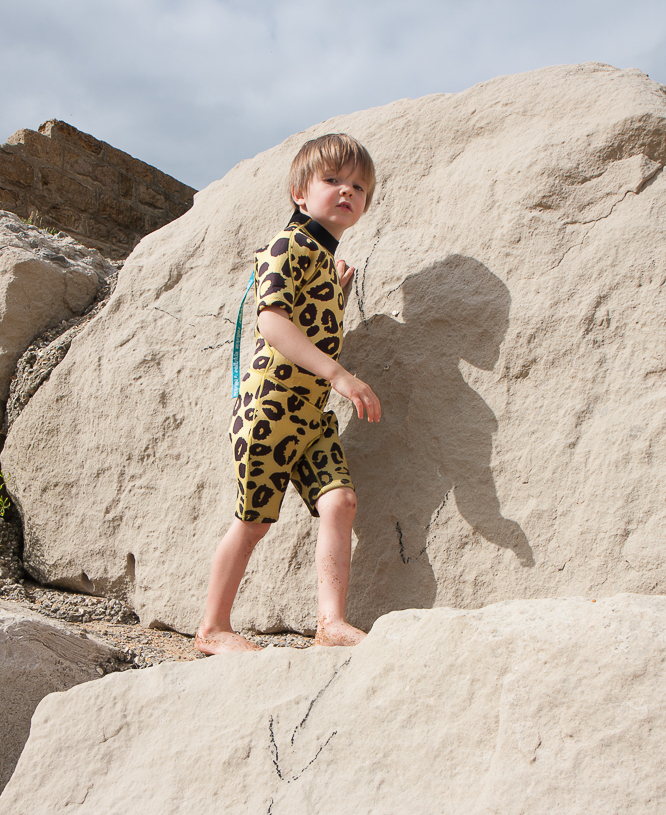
[{"xmin": 232, "ymin": 268, "xmax": 255, "ymax": 398}]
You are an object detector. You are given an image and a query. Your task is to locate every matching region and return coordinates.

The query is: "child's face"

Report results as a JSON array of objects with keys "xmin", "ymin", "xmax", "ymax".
[{"xmin": 293, "ymin": 163, "xmax": 368, "ymax": 240}]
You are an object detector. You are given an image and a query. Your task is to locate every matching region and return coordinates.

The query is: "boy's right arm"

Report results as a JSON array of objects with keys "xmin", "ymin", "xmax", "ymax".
[{"xmin": 257, "ymin": 306, "xmax": 381, "ymax": 423}]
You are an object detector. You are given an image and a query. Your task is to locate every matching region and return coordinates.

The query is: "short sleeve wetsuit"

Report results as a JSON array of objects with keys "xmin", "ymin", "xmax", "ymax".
[{"xmin": 229, "ymin": 210, "xmax": 354, "ymax": 523}]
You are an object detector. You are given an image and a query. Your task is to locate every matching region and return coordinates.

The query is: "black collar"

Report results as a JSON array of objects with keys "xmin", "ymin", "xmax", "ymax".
[{"xmin": 289, "ymin": 209, "xmax": 339, "ymax": 255}]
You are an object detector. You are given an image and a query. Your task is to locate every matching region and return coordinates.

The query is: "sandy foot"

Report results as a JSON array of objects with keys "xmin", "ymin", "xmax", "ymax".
[
  {"xmin": 314, "ymin": 618, "xmax": 367, "ymax": 647},
  {"xmin": 195, "ymin": 629, "xmax": 264, "ymax": 655}
]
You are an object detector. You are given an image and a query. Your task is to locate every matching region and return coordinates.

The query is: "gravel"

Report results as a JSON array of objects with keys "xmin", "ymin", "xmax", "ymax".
[
  {"xmin": 0, "ymin": 577, "xmax": 313, "ymax": 671},
  {"xmin": 0, "ymin": 517, "xmax": 23, "ymax": 583}
]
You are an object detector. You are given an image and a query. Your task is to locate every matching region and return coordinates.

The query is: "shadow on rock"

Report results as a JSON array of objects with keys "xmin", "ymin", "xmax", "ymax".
[{"xmin": 341, "ymin": 256, "xmax": 533, "ymax": 625}]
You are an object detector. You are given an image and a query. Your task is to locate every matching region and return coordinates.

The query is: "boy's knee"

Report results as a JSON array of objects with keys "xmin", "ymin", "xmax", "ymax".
[
  {"xmin": 317, "ymin": 487, "xmax": 357, "ymax": 518},
  {"xmin": 239, "ymin": 519, "xmax": 271, "ymax": 545}
]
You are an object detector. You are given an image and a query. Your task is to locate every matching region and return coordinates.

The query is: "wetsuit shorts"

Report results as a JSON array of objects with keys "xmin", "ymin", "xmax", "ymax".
[{"xmin": 230, "ymin": 371, "xmax": 354, "ymax": 523}]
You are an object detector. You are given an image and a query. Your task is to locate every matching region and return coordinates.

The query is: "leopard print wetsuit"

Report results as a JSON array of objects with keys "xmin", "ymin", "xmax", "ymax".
[{"xmin": 230, "ymin": 209, "xmax": 353, "ymax": 523}]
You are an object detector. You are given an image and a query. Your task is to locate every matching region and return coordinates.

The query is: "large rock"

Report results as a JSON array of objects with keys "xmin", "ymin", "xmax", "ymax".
[
  {"xmin": 0, "ymin": 601, "xmax": 121, "ymax": 792},
  {"xmin": 4, "ymin": 63, "xmax": 666, "ymax": 633},
  {"xmin": 0, "ymin": 211, "xmax": 113, "ymax": 423},
  {"xmin": 1, "ymin": 595, "xmax": 665, "ymax": 814}
]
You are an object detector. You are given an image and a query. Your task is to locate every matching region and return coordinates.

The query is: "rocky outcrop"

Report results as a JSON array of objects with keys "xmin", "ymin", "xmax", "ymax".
[
  {"xmin": 0, "ymin": 120, "xmax": 196, "ymax": 260},
  {"xmin": 4, "ymin": 63, "xmax": 666, "ymax": 634},
  {"xmin": 2, "ymin": 256, "xmax": 118, "ymax": 434},
  {"xmin": 1, "ymin": 594, "xmax": 664, "ymax": 814},
  {"xmin": 0, "ymin": 211, "xmax": 116, "ymax": 428},
  {"xmin": 0, "ymin": 601, "xmax": 122, "ymax": 793}
]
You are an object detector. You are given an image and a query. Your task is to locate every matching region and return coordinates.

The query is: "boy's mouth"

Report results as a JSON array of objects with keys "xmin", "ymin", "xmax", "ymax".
[{"xmin": 338, "ymin": 202, "xmax": 352, "ymax": 211}]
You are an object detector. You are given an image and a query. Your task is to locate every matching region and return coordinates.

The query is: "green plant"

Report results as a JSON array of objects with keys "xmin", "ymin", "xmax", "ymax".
[
  {"xmin": 21, "ymin": 211, "xmax": 59, "ymax": 236},
  {"xmin": 0, "ymin": 471, "xmax": 12, "ymax": 518}
]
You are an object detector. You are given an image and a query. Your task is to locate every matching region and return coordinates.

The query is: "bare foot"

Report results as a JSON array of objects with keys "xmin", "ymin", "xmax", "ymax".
[
  {"xmin": 195, "ymin": 628, "xmax": 263, "ymax": 655},
  {"xmin": 314, "ymin": 617, "xmax": 367, "ymax": 647}
]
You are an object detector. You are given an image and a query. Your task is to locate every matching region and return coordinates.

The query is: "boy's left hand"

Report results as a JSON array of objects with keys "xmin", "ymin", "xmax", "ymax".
[{"xmin": 336, "ymin": 259, "xmax": 355, "ymax": 289}]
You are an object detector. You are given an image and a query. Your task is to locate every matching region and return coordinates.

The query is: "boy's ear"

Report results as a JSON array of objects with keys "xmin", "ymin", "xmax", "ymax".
[{"xmin": 291, "ymin": 186, "xmax": 307, "ymax": 209}]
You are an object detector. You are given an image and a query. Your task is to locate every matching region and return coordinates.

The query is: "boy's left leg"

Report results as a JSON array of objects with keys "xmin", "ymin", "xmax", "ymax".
[{"xmin": 313, "ymin": 487, "xmax": 367, "ymax": 646}]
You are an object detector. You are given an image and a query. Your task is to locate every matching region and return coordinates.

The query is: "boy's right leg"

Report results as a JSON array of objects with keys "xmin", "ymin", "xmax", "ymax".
[{"xmin": 196, "ymin": 518, "xmax": 271, "ymax": 654}]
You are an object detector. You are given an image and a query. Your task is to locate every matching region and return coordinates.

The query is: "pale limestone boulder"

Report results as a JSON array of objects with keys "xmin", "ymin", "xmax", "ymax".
[
  {"xmin": 0, "ymin": 211, "xmax": 111, "ymax": 418},
  {"xmin": 0, "ymin": 601, "xmax": 120, "ymax": 792},
  {"xmin": 1, "ymin": 595, "xmax": 665, "ymax": 814},
  {"xmin": 4, "ymin": 63, "xmax": 666, "ymax": 633}
]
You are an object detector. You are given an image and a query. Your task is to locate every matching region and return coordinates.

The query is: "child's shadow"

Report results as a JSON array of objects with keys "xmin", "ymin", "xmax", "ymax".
[{"xmin": 340, "ymin": 256, "xmax": 533, "ymax": 624}]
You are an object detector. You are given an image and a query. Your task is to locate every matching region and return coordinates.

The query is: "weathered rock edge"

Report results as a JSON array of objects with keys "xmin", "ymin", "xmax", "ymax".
[
  {"xmin": 2, "ymin": 253, "xmax": 119, "ymax": 433},
  {"xmin": 1, "ymin": 120, "xmax": 196, "ymax": 260},
  {"xmin": 0, "ymin": 211, "xmax": 116, "ymax": 421},
  {"xmin": 1, "ymin": 595, "xmax": 664, "ymax": 814}
]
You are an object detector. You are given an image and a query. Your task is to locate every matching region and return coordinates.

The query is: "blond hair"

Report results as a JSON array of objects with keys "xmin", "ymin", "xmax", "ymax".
[{"xmin": 289, "ymin": 133, "xmax": 376, "ymax": 212}]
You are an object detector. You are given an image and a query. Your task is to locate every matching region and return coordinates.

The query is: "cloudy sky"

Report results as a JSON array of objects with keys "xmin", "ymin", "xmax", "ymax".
[{"xmin": 3, "ymin": 0, "xmax": 666, "ymax": 190}]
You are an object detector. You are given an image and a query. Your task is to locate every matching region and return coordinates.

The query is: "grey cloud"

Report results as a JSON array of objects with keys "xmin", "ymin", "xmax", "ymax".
[{"xmin": 1, "ymin": 0, "xmax": 666, "ymax": 189}]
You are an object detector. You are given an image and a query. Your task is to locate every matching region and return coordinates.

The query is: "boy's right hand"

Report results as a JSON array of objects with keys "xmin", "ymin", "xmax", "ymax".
[{"xmin": 331, "ymin": 371, "xmax": 381, "ymax": 423}]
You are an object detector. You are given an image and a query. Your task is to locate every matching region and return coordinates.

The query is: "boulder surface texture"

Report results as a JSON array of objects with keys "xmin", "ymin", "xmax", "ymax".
[
  {"xmin": 0, "ymin": 601, "xmax": 120, "ymax": 792},
  {"xmin": 0, "ymin": 211, "xmax": 112, "ymax": 423},
  {"xmin": 1, "ymin": 594, "xmax": 665, "ymax": 814},
  {"xmin": 4, "ymin": 63, "xmax": 666, "ymax": 634}
]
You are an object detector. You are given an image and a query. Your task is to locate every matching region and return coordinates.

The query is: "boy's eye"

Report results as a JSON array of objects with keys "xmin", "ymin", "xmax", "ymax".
[
  {"xmin": 324, "ymin": 177, "xmax": 337, "ymax": 184},
  {"xmin": 354, "ymin": 184, "xmax": 365, "ymax": 192}
]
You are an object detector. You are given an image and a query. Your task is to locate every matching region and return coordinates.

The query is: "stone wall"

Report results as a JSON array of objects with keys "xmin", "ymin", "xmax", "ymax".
[{"xmin": 0, "ymin": 120, "xmax": 196, "ymax": 260}]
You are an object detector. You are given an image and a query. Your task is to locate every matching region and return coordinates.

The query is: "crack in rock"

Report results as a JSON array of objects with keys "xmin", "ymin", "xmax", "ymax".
[{"xmin": 268, "ymin": 658, "xmax": 351, "ymax": 783}]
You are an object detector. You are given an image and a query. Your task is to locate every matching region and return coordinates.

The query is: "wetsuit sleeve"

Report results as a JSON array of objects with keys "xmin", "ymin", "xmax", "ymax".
[
  {"xmin": 255, "ymin": 230, "xmax": 321, "ymax": 318},
  {"xmin": 255, "ymin": 231, "xmax": 296, "ymax": 317}
]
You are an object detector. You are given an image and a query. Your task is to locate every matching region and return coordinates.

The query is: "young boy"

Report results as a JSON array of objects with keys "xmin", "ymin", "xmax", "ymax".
[{"xmin": 196, "ymin": 134, "xmax": 380, "ymax": 654}]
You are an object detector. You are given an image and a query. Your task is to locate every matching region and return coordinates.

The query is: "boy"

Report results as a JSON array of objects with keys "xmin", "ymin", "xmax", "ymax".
[{"xmin": 196, "ymin": 134, "xmax": 380, "ymax": 654}]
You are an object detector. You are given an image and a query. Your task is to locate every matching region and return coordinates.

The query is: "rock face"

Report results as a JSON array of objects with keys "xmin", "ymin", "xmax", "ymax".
[
  {"xmin": 0, "ymin": 211, "xmax": 114, "ymax": 426},
  {"xmin": 1, "ymin": 595, "xmax": 665, "ymax": 814},
  {"xmin": 4, "ymin": 63, "xmax": 666, "ymax": 634},
  {"xmin": 0, "ymin": 120, "xmax": 196, "ymax": 260},
  {"xmin": 0, "ymin": 601, "xmax": 121, "ymax": 793}
]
